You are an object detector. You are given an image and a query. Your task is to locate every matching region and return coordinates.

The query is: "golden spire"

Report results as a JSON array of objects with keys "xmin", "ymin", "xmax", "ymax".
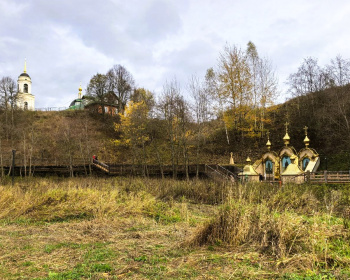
[
  {"xmin": 230, "ymin": 152, "xmax": 234, "ymax": 165},
  {"xmin": 78, "ymin": 82, "xmax": 82, "ymax": 99},
  {"xmin": 24, "ymin": 58, "xmax": 27, "ymax": 73},
  {"xmin": 283, "ymin": 122, "xmax": 290, "ymax": 146},
  {"xmin": 303, "ymin": 126, "xmax": 310, "ymax": 148},
  {"xmin": 246, "ymin": 156, "xmax": 251, "ymax": 164},
  {"xmin": 266, "ymin": 130, "xmax": 271, "ymax": 150}
]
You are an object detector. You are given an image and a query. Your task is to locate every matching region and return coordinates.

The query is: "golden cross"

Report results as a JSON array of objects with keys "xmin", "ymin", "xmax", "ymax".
[
  {"xmin": 266, "ymin": 130, "xmax": 270, "ymax": 139},
  {"xmin": 304, "ymin": 126, "xmax": 308, "ymax": 136},
  {"xmin": 284, "ymin": 122, "xmax": 289, "ymax": 133}
]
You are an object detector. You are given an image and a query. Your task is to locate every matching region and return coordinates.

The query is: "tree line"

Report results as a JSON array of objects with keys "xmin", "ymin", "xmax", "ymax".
[
  {"xmin": 2, "ymin": 42, "xmax": 350, "ymax": 175},
  {"xmin": 108, "ymin": 42, "xmax": 279, "ymax": 177},
  {"xmin": 281, "ymin": 56, "xmax": 350, "ymax": 167}
]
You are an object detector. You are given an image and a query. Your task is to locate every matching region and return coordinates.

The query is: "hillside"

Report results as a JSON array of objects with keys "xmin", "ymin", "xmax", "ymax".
[
  {"xmin": 199, "ymin": 84, "xmax": 350, "ymax": 170},
  {"xmin": 269, "ymin": 84, "xmax": 350, "ymax": 170},
  {"xmin": 1, "ymin": 83, "xmax": 349, "ymax": 171},
  {"xmin": 0, "ymin": 110, "xmax": 117, "ymax": 167}
]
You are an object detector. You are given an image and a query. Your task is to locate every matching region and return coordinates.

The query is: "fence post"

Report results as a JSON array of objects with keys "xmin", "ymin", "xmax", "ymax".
[
  {"xmin": 324, "ymin": 170, "xmax": 327, "ymax": 183},
  {"xmin": 306, "ymin": 171, "xmax": 310, "ymax": 183}
]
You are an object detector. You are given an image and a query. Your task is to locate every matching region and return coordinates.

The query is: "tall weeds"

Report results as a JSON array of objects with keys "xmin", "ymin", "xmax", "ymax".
[
  {"xmin": 188, "ymin": 182, "xmax": 350, "ymax": 270},
  {"xmin": 1, "ymin": 177, "xmax": 350, "ymax": 272}
]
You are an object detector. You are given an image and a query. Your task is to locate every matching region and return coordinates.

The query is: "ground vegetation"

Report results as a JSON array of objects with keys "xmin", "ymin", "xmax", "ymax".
[{"xmin": 0, "ymin": 177, "xmax": 349, "ymax": 279}]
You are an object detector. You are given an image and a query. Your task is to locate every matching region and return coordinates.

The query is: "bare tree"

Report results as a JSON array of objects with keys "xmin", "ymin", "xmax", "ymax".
[
  {"xmin": 189, "ymin": 75, "xmax": 211, "ymax": 176},
  {"xmin": 246, "ymin": 41, "xmax": 278, "ymax": 136},
  {"xmin": 326, "ymin": 55, "xmax": 350, "ymax": 87},
  {"xmin": 86, "ymin": 73, "xmax": 109, "ymax": 114},
  {"xmin": 205, "ymin": 67, "xmax": 230, "ymax": 144},
  {"xmin": 107, "ymin": 65, "xmax": 135, "ymax": 114},
  {"xmin": 287, "ymin": 57, "xmax": 326, "ymax": 97},
  {"xmin": 256, "ymin": 57, "xmax": 279, "ymax": 136},
  {"xmin": 158, "ymin": 79, "xmax": 190, "ymax": 178},
  {"xmin": 325, "ymin": 57, "xmax": 350, "ymax": 141},
  {"xmin": 0, "ymin": 76, "xmax": 17, "ymax": 140}
]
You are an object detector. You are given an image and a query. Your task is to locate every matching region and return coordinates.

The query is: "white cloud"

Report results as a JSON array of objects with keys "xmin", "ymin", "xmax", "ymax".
[{"xmin": 1, "ymin": 0, "xmax": 350, "ymax": 107}]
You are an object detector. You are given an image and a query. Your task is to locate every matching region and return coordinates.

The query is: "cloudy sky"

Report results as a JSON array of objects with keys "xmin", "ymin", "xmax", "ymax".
[{"xmin": 1, "ymin": 0, "xmax": 349, "ymax": 108}]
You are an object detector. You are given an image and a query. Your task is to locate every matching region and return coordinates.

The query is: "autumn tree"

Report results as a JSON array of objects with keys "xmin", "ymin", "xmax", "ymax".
[
  {"xmin": 218, "ymin": 44, "xmax": 252, "ymax": 134},
  {"xmin": 130, "ymin": 88, "xmax": 155, "ymax": 115},
  {"xmin": 115, "ymin": 100, "xmax": 150, "ymax": 176},
  {"xmin": 212, "ymin": 42, "xmax": 278, "ymax": 141}
]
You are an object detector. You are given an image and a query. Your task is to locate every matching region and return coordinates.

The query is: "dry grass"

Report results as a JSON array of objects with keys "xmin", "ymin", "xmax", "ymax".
[
  {"xmin": 190, "ymin": 199, "xmax": 349, "ymax": 262},
  {"xmin": 0, "ymin": 177, "xmax": 350, "ymax": 279}
]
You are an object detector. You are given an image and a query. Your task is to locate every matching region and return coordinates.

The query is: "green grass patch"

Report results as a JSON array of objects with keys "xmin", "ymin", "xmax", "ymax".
[{"xmin": 44, "ymin": 242, "xmax": 81, "ymax": 254}]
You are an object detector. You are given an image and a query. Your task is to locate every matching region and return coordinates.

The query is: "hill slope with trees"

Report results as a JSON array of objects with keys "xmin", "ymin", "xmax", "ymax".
[{"xmin": 1, "ymin": 43, "xmax": 350, "ymax": 172}]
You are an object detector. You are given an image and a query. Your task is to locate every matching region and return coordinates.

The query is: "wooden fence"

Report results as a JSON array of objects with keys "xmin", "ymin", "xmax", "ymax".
[{"xmin": 306, "ymin": 171, "xmax": 350, "ymax": 184}]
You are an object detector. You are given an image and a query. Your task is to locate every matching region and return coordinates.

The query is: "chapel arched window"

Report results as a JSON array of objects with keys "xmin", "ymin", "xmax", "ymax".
[
  {"xmin": 282, "ymin": 156, "xmax": 291, "ymax": 172},
  {"xmin": 265, "ymin": 160, "xmax": 273, "ymax": 174},
  {"xmin": 24, "ymin": 84, "xmax": 28, "ymax": 93},
  {"xmin": 302, "ymin": 158, "xmax": 310, "ymax": 171}
]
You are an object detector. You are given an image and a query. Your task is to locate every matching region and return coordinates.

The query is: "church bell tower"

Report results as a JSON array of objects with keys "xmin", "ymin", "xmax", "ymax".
[{"xmin": 17, "ymin": 60, "xmax": 35, "ymax": 110}]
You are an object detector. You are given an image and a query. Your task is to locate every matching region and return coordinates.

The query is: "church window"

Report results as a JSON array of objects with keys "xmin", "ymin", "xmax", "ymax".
[
  {"xmin": 282, "ymin": 156, "xmax": 291, "ymax": 172},
  {"xmin": 24, "ymin": 102, "xmax": 28, "ymax": 110},
  {"xmin": 24, "ymin": 84, "xmax": 28, "ymax": 93},
  {"xmin": 265, "ymin": 160, "xmax": 273, "ymax": 174},
  {"xmin": 302, "ymin": 158, "xmax": 310, "ymax": 171}
]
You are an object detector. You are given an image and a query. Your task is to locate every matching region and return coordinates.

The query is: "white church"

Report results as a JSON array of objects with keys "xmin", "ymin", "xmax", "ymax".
[{"xmin": 16, "ymin": 61, "xmax": 35, "ymax": 110}]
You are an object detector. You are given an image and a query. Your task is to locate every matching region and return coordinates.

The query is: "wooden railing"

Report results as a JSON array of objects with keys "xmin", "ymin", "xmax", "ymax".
[
  {"xmin": 204, "ymin": 165, "xmax": 229, "ymax": 181},
  {"xmin": 306, "ymin": 171, "xmax": 350, "ymax": 184},
  {"xmin": 35, "ymin": 107, "xmax": 68, "ymax": 111},
  {"xmin": 108, "ymin": 164, "xmax": 205, "ymax": 176},
  {"xmin": 1, "ymin": 157, "xmax": 90, "ymax": 167},
  {"xmin": 92, "ymin": 159, "xmax": 110, "ymax": 174},
  {"xmin": 203, "ymin": 164, "xmax": 240, "ymax": 183},
  {"xmin": 217, "ymin": 165, "xmax": 240, "ymax": 181}
]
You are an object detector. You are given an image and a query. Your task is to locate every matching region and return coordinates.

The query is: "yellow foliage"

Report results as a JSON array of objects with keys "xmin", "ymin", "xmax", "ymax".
[{"xmin": 115, "ymin": 101, "xmax": 150, "ymax": 149}]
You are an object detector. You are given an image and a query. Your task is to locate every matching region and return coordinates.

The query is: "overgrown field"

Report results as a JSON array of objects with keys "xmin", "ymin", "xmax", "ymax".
[{"xmin": 0, "ymin": 177, "xmax": 350, "ymax": 279}]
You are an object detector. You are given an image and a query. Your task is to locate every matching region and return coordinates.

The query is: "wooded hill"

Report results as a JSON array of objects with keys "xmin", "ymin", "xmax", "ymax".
[
  {"xmin": 272, "ymin": 84, "xmax": 350, "ymax": 171},
  {"xmin": 0, "ymin": 82, "xmax": 349, "ymax": 172}
]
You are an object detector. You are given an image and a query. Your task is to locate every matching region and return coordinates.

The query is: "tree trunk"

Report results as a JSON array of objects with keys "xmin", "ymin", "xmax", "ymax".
[
  {"xmin": 0, "ymin": 138, "xmax": 3, "ymax": 177},
  {"xmin": 23, "ymin": 132, "xmax": 27, "ymax": 177}
]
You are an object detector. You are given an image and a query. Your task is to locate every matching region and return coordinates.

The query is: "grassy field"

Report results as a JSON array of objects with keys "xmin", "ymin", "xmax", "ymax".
[{"xmin": 0, "ymin": 177, "xmax": 350, "ymax": 279}]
